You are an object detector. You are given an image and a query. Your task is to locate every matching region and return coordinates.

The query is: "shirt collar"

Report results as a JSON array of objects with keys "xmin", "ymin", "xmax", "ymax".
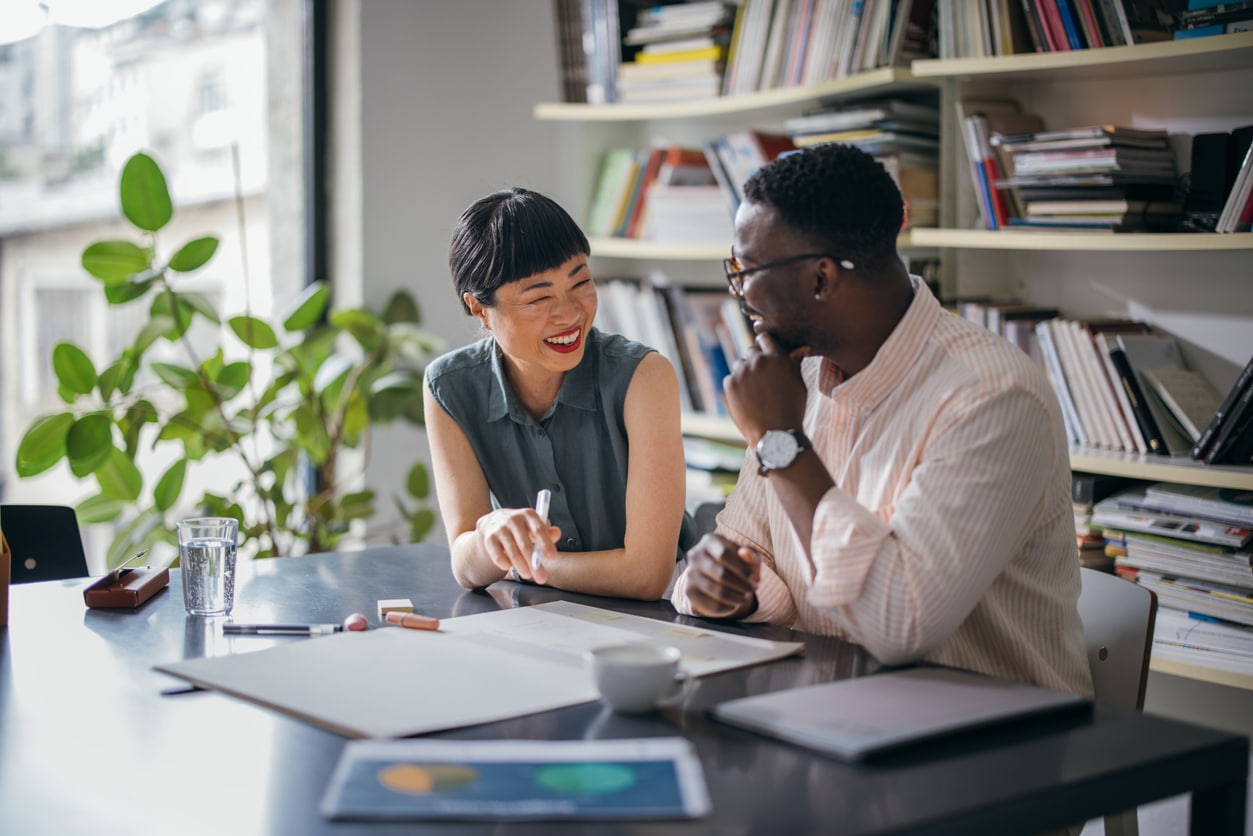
[
  {"xmin": 485, "ymin": 330, "xmax": 600, "ymax": 424},
  {"xmin": 820, "ymin": 275, "xmax": 939, "ymax": 409}
]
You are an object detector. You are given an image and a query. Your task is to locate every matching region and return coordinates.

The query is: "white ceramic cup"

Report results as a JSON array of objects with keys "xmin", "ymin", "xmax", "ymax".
[{"xmin": 587, "ymin": 643, "xmax": 695, "ymax": 713}]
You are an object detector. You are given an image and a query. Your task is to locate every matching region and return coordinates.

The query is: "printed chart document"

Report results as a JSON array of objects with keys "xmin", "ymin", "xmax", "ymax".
[
  {"xmin": 320, "ymin": 737, "xmax": 711, "ymax": 821},
  {"xmin": 154, "ymin": 601, "xmax": 804, "ymax": 738},
  {"xmin": 712, "ymin": 667, "xmax": 1088, "ymax": 762}
]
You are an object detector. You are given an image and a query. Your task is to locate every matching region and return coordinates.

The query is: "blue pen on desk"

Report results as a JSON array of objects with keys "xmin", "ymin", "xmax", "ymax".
[
  {"xmin": 531, "ymin": 488, "xmax": 551, "ymax": 571},
  {"xmin": 1187, "ymin": 612, "xmax": 1223, "ymax": 625}
]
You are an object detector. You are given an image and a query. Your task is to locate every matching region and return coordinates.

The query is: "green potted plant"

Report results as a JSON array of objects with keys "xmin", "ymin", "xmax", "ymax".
[{"xmin": 13, "ymin": 151, "xmax": 441, "ymax": 565}]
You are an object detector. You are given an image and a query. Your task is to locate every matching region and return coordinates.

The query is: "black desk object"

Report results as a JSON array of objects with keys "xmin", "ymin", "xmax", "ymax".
[{"xmin": 1, "ymin": 544, "xmax": 1246, "ymax": 835}]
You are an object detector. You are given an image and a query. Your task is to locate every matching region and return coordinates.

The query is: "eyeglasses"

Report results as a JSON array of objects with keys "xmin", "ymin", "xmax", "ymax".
[{"xmin": 722, "ymin": 253, "xmax": 855, "ymax": 298}]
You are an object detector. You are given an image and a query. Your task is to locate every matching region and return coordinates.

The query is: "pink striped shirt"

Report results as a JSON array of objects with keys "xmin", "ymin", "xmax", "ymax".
[{"xmin": 673, "ymin": 279, "xmax": 1093, "ymax": 696}]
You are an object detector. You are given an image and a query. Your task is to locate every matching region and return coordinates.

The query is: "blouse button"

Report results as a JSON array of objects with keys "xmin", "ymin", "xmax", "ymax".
[{"xmin": 565, "ymin": 538, "xmax": 576, "ymax": 547}]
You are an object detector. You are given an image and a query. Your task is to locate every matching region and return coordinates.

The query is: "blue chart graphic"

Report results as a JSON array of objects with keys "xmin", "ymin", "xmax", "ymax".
[{"xmin": 332, "ymin": 759, "xmax": 686, "ymax": 819}]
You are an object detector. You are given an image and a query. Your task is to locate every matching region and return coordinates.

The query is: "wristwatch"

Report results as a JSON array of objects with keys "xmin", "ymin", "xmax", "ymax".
[{"xmin": 755, "ymin": 429, "xmax": 811, "ymax": 476}]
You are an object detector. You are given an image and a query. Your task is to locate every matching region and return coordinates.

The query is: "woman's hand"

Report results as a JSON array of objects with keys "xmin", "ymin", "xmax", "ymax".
[{"xmin": 474, "ymin": 507, "xmax": 560, "ymax": 585}]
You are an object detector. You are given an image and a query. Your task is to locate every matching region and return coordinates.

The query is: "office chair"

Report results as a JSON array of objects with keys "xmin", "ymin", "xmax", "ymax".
[
  {"xmin": 0, "ymin": 505, "xmax": 91, "ymax": 584},
  {"xmin": 1076, "ymin": 566, "xmax": 1158, "ymax": 836}
]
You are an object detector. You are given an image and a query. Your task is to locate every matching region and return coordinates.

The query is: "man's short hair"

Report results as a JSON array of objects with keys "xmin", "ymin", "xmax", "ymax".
[
  {"xmin": 449, "ymin": 187, "xmax": 590, "ymax": 314},
  {"xmin": 743, "ymin": 144, "xmax": 904, "ymax": 267}
]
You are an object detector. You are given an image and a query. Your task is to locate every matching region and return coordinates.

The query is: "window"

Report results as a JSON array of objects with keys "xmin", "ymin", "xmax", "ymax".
[{"xmin": 0, "ymin": 0, "xmax": 307, "ymax": 557}]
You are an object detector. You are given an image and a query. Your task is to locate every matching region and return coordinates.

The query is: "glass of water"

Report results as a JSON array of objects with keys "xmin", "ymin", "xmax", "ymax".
[{"xmin": 177, "ymin": 517, "xmax": 239, "ymax": 617}]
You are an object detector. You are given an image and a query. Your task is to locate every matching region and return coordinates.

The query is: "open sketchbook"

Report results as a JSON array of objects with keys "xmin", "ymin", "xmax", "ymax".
[
  {"xmin": 320, "ymin": 737, "xmax": 710, "ymax": 821},
  {"xmin": 712, "ymin": 667, "xmax": 1088, "ymax": 762},
  {"xmin": 155, "ymin": 600, "xmax": 804, "ymax": 738}
]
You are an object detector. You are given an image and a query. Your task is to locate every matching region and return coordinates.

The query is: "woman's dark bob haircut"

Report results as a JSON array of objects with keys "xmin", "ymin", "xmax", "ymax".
[{"xmin": 449, "ymin": 187, "xmax": 590, "ymax": 314}]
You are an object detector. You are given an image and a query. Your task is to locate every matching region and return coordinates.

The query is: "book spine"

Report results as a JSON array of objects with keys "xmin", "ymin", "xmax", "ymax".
[
  {"xmin": 1055, "ymin": 0, "xmax": 1087, "ymax": 47},
  {"xmin": 1107, "ymin": 346, "xmax": 1169, "ymax": 456},
  {"xmin": 1036, "ymin": 319, "xmax": 1087, "ymax": 446},
  {"xmin": 1191, "ymin": 353, "xmax": 1253, "ymax": 459}
]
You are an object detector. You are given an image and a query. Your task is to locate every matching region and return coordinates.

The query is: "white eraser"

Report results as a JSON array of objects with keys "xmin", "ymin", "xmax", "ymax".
[{"xmin": 377, "ymin": 598, "xmax": 414, "ymax": 619}]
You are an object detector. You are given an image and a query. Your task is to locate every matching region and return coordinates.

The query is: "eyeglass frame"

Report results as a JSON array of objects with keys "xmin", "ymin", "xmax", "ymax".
[{"xmin": 722, "ymin": 252, "xmax": 855, "ymax": 298}]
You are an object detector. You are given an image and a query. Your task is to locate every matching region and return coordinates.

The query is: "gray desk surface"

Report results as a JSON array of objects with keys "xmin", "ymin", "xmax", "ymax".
[{"xmin": 1, "ymin": 543, "xmax": 1247, "ymax": 835}]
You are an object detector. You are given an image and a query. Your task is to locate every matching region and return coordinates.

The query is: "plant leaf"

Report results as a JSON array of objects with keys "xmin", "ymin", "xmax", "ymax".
[
  {"xmin": 77, "ymin": 494, "xmax": 125, "ymax": 524},
  {"xmin": 82, "ymin": 240, "xmax": 150, "ymax": 283},
  {"xmin": 151, "ymin": 362, "xmax": 199, "ymax": 388},
  {"xmin": 133, "ymin": 315, "xmax": 176, "ymax": 355},
  {"xmin": 329, "ymin": 308, "xmax": 384, "ymax": 349},
  {"xmin": 15, "ymin": 412, "xmax": 74, "ymax": 476},
  {"xmin": 120, "ymin": 152, "xmax": 173, "ymax": 231},
  {"xmin": 179, "ymin": 291, "xmax": 221, "ymax": 324},
  {"xmin": 382, "ymin": 290, "xmax": 421, "ymax": 324},
  {"xmin": 215, "ymin": 361, "xmax": 251, "ymax": 399},
  {"xmin": 409, "ymin": 508, "xmax": 437, "ymax": 542},
  {"xmin": 153, "ymin": 459, "xmax": 186, "ymax": 511},
  {"xmin": 406, "ymin": 461, "xmax": 429, "ymax": 499},
  {"xmin": 103, "ymin": 273, "xmax": 159, "ymax": 305},
  {"xmin": 168, "ymin": 236, "xmax": 218, "ymax": 272},
  {"xmin": 150, "ymin": 290, "xmax": 194, "ymax": 338},
  {"xmin": 66, "ymin": 413, "xmax": 114, "ymax": 477},
  {"xmin": 52, "ymin": 342, "xmax": 98, "ymax": 395},
  {"xmin": 229, "ymin": 315, "xmax": 279, "ymax": 349},
  {"xmin": 95, "ymin": 446, "xmax": 143, "ymax": 501},
  {"xmin": 282, "ymin": 282, "xmax": 330, "ymax": 331}
]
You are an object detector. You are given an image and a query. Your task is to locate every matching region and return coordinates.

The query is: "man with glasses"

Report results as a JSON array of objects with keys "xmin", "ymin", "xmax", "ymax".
[{"xmin": 671, "ymin": 143, "xmax": 1092, "ymax": 697}]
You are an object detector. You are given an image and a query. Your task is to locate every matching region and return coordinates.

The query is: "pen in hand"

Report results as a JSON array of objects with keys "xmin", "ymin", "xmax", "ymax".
[{"xmin": 531, "ymin": 488, "xmax": 551, "ymax": 571}]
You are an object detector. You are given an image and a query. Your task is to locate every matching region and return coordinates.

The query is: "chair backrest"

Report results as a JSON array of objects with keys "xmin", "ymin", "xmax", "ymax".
[
  {"xmin": 1076, "ymin": 567, "xmax": 1157, "ymax": 710},
  {"xmin": 0, "ymin": 505, "xmax": 90, "ymax": 584}
]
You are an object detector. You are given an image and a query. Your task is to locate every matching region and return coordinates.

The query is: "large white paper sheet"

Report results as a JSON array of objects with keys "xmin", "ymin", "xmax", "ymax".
[{"xmin": 155, "ymin": 601, "xmax": 804, "ymax": 738}]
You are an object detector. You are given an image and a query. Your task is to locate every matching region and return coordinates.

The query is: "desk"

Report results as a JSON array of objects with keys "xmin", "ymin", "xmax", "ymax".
[{"xmin": 0, "ymin": 544, "xmax": 1247, "ymax": 835}]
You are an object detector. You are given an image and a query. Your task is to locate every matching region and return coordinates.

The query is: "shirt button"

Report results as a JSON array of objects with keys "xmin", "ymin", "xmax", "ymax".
[
  {"xmin": 565, "ymin": 538, "xmax": 576, "ymax": 547},
  {"xmin": 550, "ymin": 483, "xmax": 562, "ymax": 493},
  {"xmin": 537, "ymin": 429, "xmax": 545, "ymax": 437}
]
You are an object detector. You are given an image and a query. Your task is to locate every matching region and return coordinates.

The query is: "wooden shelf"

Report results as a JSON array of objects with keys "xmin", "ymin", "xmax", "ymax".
[
  {"xmin": 590, "ymin": 230, "xmax": 924, "ymax": 261},
  {"xmin": 910, "ymin": 228, "xmax": 1253, "ymax": 251},
  {"xmin": 913, "ymin": 31, "xmax": 1253, "ymax": 81},
  {"xmin": 534, "ymin": 67, "xmax": 930, "ymax": 123},
  {"xmin": 684, "ymin": 414, "xmax": 1253, "ymax": 490},
  {"xmin": 1069, "ymin": 448, "xmax": 1253, "ymax": 490},
  {"xmin": 1150, "ymin": 656, "xmax": 1253, "ymax": 692}
]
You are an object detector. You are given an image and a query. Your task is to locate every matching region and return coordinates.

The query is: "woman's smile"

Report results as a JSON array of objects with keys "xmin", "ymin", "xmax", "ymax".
[{"xmin": 544, "ymin": 326, "xmax": 582, "ymax": 354}]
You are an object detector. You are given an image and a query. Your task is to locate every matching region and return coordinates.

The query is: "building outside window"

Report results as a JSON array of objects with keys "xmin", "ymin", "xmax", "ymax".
[{"xmin": 0, "ymin": 0, "xmax": 307, "ymax": 570}]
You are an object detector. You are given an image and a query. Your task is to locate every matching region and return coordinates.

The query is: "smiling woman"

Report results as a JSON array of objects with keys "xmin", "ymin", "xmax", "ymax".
[{"xmin": 422, "ymin": 187, "xmax": 697, "ymax": 601}]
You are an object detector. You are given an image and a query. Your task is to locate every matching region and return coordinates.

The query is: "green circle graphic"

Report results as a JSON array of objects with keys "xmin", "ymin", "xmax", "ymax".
[{"xmin": 535, "ymin": 763, "xmax": 637, "ymax": 794}]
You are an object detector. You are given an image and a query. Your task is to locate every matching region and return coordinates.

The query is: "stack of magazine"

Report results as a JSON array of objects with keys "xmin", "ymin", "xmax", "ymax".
[{"xmin": 1095, "ymin": 484, "xmax": 1253, "ymax": 676}]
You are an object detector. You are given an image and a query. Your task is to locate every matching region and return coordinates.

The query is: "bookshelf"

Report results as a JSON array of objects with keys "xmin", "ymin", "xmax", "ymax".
[{"xmin": 536, "ymin": 27, "xmax": 1253, "ymax": 695}]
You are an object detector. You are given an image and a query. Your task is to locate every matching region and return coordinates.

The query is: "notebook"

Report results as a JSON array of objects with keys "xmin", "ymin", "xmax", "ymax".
[{"xmin": 711, "ymin": 667, "xmax": 1088, "ymax": 762}]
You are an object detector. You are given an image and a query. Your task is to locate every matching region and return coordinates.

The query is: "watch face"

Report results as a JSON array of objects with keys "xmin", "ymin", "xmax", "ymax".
[{"xmin": 758, "ymin": 430, "xmax": 800, "ymax": 470}]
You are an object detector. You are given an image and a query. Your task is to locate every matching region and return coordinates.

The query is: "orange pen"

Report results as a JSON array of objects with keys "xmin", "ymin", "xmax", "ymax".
[{"xmin": 385, "ymin": 611, "xmax": 440, "ymax": 631}]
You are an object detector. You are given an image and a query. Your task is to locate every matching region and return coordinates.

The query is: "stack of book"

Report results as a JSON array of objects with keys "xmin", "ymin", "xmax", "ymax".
[
  {"xmin": 957, "ymin": 98, "xmax": 1045, "ymax": 230},
  {"xmin": 616, "ymin": 1, "xmax": 736, "ymax": 103},
  {"xmin": 1072, "ymin": 473, "xmax": 1136, "ymax": 570},
  {"xmin": 785, "ymin": 96, "xmax": 940, "ymax": 227},
  {"xmin": 1096, "ymin": 483, "xmax": 1253, "ymax": 674},
  {"xmin": 994, "ymin": 125, "xmax": 1182, "ymax": 231},
  {"xmin": 586, "ymin": 144, "xmax": 734, "ymax": 242},
  {"xmin": 1174, "ymin": 1, "xmax": 1253, "ymax": 39}
]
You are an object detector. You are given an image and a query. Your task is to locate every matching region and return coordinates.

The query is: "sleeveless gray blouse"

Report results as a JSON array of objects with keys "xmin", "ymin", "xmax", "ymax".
[{"xmin": 426, "ymin": 328, "xmax": 696, "ymax": 557}]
